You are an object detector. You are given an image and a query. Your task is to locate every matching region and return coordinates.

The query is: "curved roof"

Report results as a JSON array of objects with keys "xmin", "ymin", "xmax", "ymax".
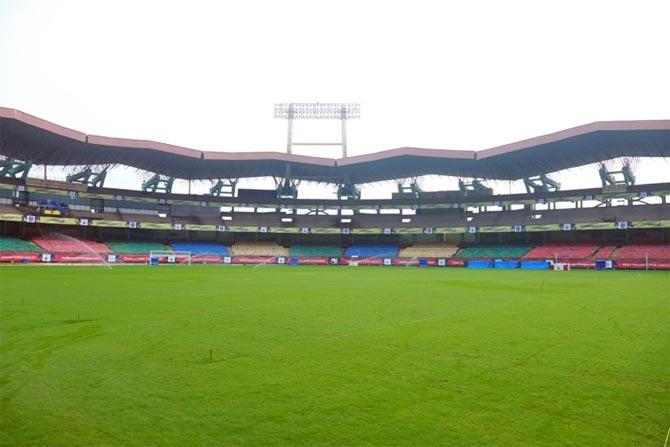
[{"xmin": 1, "ymin": 107, "xmax": 668, "ymax": 182}]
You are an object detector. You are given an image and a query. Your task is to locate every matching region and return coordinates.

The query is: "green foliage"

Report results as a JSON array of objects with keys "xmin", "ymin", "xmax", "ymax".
[{"xmin": 1, "ymin": 266, "xmax": 668, "ymax": 446}]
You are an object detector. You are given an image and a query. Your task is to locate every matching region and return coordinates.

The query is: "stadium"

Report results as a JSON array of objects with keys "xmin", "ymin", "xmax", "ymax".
[
  {"xmin": 0, "ymin": 107, "xmax": 669, "ymax": 269},
  {"xmin": 1, "ymin": 105, "xmax": 669, "ymax": 445}
]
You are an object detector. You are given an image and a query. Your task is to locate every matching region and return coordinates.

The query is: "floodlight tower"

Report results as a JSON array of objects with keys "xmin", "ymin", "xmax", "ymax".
[{"xmin": 274, "ymin": 103, "xmax": 360, "ymax": 158}]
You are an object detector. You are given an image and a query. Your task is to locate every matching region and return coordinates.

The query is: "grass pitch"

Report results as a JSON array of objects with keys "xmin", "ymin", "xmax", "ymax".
[{"xmin": 1, "ymin": 266, "xmax": 668, "ymax": 446}]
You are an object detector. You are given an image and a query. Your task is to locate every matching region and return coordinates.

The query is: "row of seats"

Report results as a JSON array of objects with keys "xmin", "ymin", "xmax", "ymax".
[
  {"xmin": 2, "ymin": 235, "xmax": 669, "ymax": 261},
  {"xmin": 344, "ymin": 245, "xmax": 399, "ymax": 258},
  {"xmin": 31, "ymin": 234, "xmax": 112, "ymax": 254},
  {"xmin": 289, "ymin": 245, "xmax": 341, "ymax": 258},
  {"xmin": 0, "ymin": 235, "xmax": 42, "ymax": 252},
  {"xmin": 398, "ymin": 243, "xmax": 459, "ymax": 258},
  {"xmin": 454, "ymin": 245, "xmax": 531, "ymax": 259},
  {"xmin": 523, "ymin": 244, "xmax": 600, "ymax": 260},
  {"xmin": 105, "ymin": 241, "xmax": 172, "ymax": 254},
  {"xmin": 171, "ymin": 242, "xmax": 230, "ymax": 255},
  {"xmin": 231, "ymin": 242, "xmax": 289, "ymax": 257}
]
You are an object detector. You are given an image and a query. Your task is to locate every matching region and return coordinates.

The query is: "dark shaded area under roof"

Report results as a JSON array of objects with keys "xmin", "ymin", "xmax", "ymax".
[{"xmin": 1, "ymin": 107, "xmax": 668, "ymax": 183}]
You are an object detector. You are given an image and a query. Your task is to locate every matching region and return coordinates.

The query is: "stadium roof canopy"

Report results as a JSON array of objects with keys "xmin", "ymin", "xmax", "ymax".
[{"xmin": 1, "ymin": 107, "xmax": 668, "ymax": 183}]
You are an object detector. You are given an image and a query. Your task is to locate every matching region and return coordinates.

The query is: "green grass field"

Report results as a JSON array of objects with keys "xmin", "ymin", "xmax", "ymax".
[{"xmin": 1, "ymin": 266, "xmax": 668, "ymax": 446}]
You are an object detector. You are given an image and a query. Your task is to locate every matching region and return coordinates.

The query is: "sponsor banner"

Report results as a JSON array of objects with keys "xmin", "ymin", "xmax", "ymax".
[
  {"xmin": 344, "ymin": 257, "xmax": 382, "ymax": 266},
  {"xmin": 575, "ymin": 222, "xmax": 612, "ymax": 230},
  {"xmin": 38, "ymin": 216, "xmax": 78, "ymax": 225},
  {"xmin": 447, "ymin": 258, "xmax": 467, "ymax": 267},
  {"xmin": 0, "ymin": 213, "xmax": 23, "ymax": 222},
  {"xmin": 138, "ymin": 222, "xmax": 173, "ymax": 230},
  {"xmin": 227, "ymin": 226, "xmax": 258, "ymax": 233},
  {"xmin": 352, "ymin": 228, "xmax": 383, "ymax": 235},
  {"xmin": 630, "ymin": 220, "xmax": 670, "ymax": 229},
  {"xmin": 272, "ymin": 227, "xmax": 300, "ymax": 234},
  {"xmin": 392, "ymin": 258, "xmax": 419, "ymax": 266},
  {"xmin": 434, "ymin": 227, "xmax": 467, "ymax": 234},
  {"xmin": 297, "ymin": 257, "xmax": 330, "ymax": 265},
  {"xmin": 233, "ymin": 256, "xmax": 277, "ymax": 264},
  {"xmin": 311, "ymin": 228, "xmax": 342, "ymax": 234},
  {"xmin": 53, "ymin": 253, "xmax": 106, "ymax": 263},
  {"xmin": 479, "ymin": 226, "xmax": 512, "ymax": 233},
  {"xmin": 90, "ymin": 220, "xmax": 128, "ymax": 228},
  {"xmin": 184, "ymin": 224, "xmax": 218, "ymax": 232},
  {"xmin": 191, "ymin": 255, "xmax": 223, "ymax": 264},
  {"xmin": 119, "ymin": 254, "xmax": 150, "ymax": 263},
  {"xmin": 618, "ymin": 261, "xmax": 670, "ymax": 270},
  {"xmin": 0, "ymin": 252, "xmax": 42, "ymax": 263},
  {"xmin": 393, "ymin": 228, "xmax": 424, "ymax": 235}
]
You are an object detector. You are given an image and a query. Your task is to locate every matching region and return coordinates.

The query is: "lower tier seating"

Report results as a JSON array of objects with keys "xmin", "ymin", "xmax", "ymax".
[
  {"xmin": 171, "ymin": 242, "xmax": 230, "ymax": 255},
  {"xmin": 614, "ymin": 244, "xmax": 670, "ymax": 261},
  {"xmin": 344, "ymin": 245, "xmax": 399, "ymax": 258},
  {"xmin": 455, "ymin": 245, "xmax": 531, "ymax": 259},
  {"xmin": 32, "ymin": 234, "xmax": 112, "ymax": 253},
  {"xmin": 398, "ymin": 243, "xmax": 459, "ymax": 258},
  {"xmin": 106, "ymin": 241, "xmax": 172, "ymax": 254},
  {"xmin": 231, "ymin": 242, "xmax": 289, "ymax": 257},
  {"xmin": 592, "ymin": 246, "xmax": 616, "ymax": 259},
  {"xmin": 289, "ymin": 245, "xmax": 341, "ymax": 258},
  {"xmin": 0, "ymin": 235, "xmax": 42, "ymax": 252},
  {"xmin": 523, "ymin": 244, "xmax": 599, "ymax": 260}
]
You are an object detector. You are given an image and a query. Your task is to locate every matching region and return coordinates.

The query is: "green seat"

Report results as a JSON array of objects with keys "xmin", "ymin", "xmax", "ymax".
[
  {"xmin": 106, "ymin": 241, "xmax": 172, "ymax": 254},
  {"xmin": 0, "ymin": 235, "xmax": 42, "ymax": 252},
  {"xmin": 455, "ymin": 246, "xmax": 531, "ymax": 259},
  {"xmin": 289, "ymin": 245, "xmax": 341, "ymax": 257}
]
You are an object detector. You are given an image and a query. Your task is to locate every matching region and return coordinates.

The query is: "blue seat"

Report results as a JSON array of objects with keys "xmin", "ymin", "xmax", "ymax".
[
  {"xmin": 344, "ymin": 245, "xmax": 399, "ymax": 258},
  {"xmin": 171, "ymin": 242, "xmax": 230, "ymax": 255}
]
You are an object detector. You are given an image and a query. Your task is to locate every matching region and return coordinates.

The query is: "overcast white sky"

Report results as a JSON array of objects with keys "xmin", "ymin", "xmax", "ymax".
[{"xmin": 1, "ymin": 0, "xmax": 668, "ymax": 198}]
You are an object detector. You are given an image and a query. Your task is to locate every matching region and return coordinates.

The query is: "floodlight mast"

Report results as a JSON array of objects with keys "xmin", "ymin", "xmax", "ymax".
[{"xmin": 274, "ymin": 103, "xmax": 360, "ymax": 158}]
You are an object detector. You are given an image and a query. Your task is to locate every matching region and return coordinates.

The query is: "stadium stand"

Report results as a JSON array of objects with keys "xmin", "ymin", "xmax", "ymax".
[
  {"xmin": 523, "ymin": 243, "xmax": 599, "ymax": 260},
  {"xmin": 106, "ymin": 241, "xmax": 172, "ymax": 254},
  {"xmin": 345, "ymin": 245, "xmax": 399, "ymax": 258},
  {"xmin": 289, "ymin": 245, "xmax": 341, "ymax": 258},
  {"xmin": 397, "ymin": 242, "xmax": 458, "ymax": 258},
  {"xmin": 592, "ymin": 246, "xmax": 617, "ymax": 259},
  {"xmin": 231, "ymin": 242, "xmax": 289, "ymax": 257},
  {"xmin": 31, "ymin": 234, "xmax": 112, "ymax": 253},
  {"xmin": 0, "ymin": 235, "xmax": 42, "ymax": 252},
  {"xmin": 455, "ymin": 245, "xmax": 532, "ymax": 259},
  {"xmin": 171, "ymin": 242, "xmax": 230, "ymax": 255},
  {"xmin": 614, "ymin": 244, "xmax": 670, "ymax": 261}
]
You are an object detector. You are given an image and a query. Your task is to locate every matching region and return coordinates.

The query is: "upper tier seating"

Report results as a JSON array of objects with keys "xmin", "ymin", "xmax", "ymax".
[
  {"xmin": 455, "ymin": 245, "xmax": 532, "ymax": 259},
  {"xmin": 106, "ymin": 241, "xmax": 172, "ymax": 254},
  {"xmin": 171, "ymin": 242, "xmax": 230, "ymax": 255},
  {"xmin": 614, "ymin": 244, "xmax": 670, "ymax": 261},
  {"xmin": 523, "ymin": 244, "xmax": 599, "ymax": 260},
  {"xmin": 344, "ymin": 245, "xmax": 399, "ymax": 258},
  {"xmin": 289, "ymin": 245, "xmax": 341, "ymax": 258},
  {"xmin": 32, "ymin": 234, "xmax": 112, "ymax": 253},
  {"xmin": 0, "ymin": 235, "xmax": 42, "ymax": 252},
  {"xmin": 231, "ymin": 242, "xmax": 289, "ymax": 257},
  {"xmin": 398, "ymin": 243, "xmax": 459, "ymax": 258}
]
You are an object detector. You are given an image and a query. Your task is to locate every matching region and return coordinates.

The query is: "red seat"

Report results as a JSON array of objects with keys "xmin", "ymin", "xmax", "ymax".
[{"xmin": 31, "ymin": 234, "xmax": 112, "ymax": 254}]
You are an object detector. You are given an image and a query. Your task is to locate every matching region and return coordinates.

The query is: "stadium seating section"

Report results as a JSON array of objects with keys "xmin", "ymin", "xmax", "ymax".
[
  {"xmin": 171, "ymin": 242, "xmax": 230, "ymax": 255},
  {"xmin": 454, "ymin": 245, "xmax": 531, "ymax": 259},
  {"xmin": 523, "ymin": 244, "xmax": 599, "ymax": 260},
  {"xmin": 289, "ymin": 245, "xmax": 341, "ymax": 258},
  {"xmin": 592, "ymin": 246, "xmax": 617, "ymax": 259},
  {"xmin": 106, "ymin": 241, "xmax": 172, "ymax": 254},
  {"xmin": 344, "ymin": 245, "xmax": 399, "ymax": 258},
  {"xmin": 231, "ymin": 242, "xmax": 289, "ymax": 257},
  {"xmin": 398, "ymin": 243, "xmax": 459, "ymax": 258},
  {"xmin": 0, "ymin": 235, "xmax": 42, "ymax": 252},
  {"xmin": 614, "ymin": 244, "xmax": 670, "ymax": 261},
  {"xmin": 32, "ymin": 234, "xmax": 112, "ymax": 253}
]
